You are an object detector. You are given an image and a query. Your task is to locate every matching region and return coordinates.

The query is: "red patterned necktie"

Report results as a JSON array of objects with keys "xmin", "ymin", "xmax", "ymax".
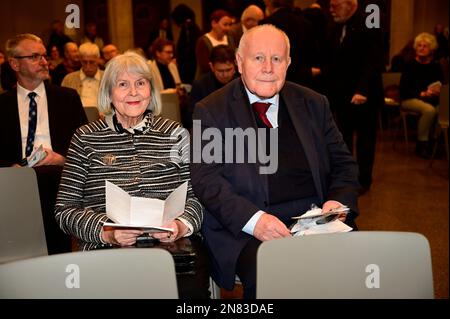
[{"xmin": 252, "ymin": 102, "xmax": 272, "ymax": 128}]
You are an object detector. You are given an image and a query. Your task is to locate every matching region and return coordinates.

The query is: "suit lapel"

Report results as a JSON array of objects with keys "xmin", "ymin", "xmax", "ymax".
[
  {"xmin": 230, "ymin": 79, "xmax": 269, "ymax": 201},
  {"xmin": 44, "ymin": 82, "xmax": 58, "ymax": 148},
  {"xmin": 281, "ymin": 88, "xmax": 324, "ymax": 201},
  {"xmin": 6, "ymin": 89, "xmax": 23, "ymax": 159}
]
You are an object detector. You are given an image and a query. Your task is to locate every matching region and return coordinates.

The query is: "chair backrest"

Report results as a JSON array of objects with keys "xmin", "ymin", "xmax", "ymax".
[
  {"xmin": 160, "ymin": 92, "xmax": 181, "ymax": 122},
  {"xmin": 84, "ymin": 106, "xmax": 100, "ymax": 122},
  {"xmin": 256, "ymin": 231, "xmax": 434, "ymax": 299},
  {"xmin": 0, "ymin": 248, "xmax": 178, "ymax": 298},
  {"xmin": 0, "ymin": 168, "xmax": 48, "ymax": 264},
  {"xmin": 382, "ymin": 72, "xmax": 401, "ymax": 88},
  {"xmin": 439, "ymin": 84, "xmax": 449, "ymax": 126}
]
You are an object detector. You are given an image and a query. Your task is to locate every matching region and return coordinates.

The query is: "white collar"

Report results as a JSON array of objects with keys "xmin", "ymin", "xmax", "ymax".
[
  {"xmin": 79, "ymin": 69, "xmax": 101, "ymax": 81},
  {"xmin": 244, "ymin": 84, "xmax": 279, "ymax": 108},
  {"xmin": 17, "ymin": 81, "xmax": 45, "ymax": 102}
]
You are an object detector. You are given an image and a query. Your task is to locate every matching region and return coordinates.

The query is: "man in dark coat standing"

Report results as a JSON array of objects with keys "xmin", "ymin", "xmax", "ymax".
[{"xmin": 323, "ymin": 0, "xmax": 384, "ymax": 194}]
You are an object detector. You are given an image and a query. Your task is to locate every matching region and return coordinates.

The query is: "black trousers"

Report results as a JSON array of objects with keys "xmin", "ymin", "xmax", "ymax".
[
  {"xmin": 132, "ymin": 234, "xmax": 210, "ymax": 299},
  {"xmin": 335, "ymin": 102, "xmax": 378, "ymax": 188}
]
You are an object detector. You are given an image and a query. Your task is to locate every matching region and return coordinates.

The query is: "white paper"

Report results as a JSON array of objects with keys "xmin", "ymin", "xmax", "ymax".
[
  {"xmin": 290, "ymin": 205, "xmax": 352, "ymax": 236},
  {"xmin": 105, "ymin": 181, "xmax": 187, "ymax": 228},
  {"xmin": 27, "ymin": 145, "xmax": 47, "ymax": 167}
]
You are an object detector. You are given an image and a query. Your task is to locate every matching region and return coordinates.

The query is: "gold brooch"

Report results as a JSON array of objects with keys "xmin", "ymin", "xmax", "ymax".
[{"xmin": 102, "ymin": 154, "xmax": 117, "ymax": 165}]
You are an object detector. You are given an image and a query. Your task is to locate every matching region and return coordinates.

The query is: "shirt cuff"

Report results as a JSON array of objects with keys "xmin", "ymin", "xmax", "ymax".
[
  {"xmin": 242, "ymin": 210, "xmax": 265, "ymax": 236},
  {"xmin": 176, "ymin": 217, "xmax": 194, "ymax": 237}
]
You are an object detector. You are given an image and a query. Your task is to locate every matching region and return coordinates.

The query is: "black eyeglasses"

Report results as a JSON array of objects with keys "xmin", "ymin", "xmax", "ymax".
[{"xmin": 14, "ymin": 53, "xmax": 48, "ymax": 62}]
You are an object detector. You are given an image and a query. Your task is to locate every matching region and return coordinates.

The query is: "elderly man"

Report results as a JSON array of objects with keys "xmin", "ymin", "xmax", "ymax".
[
  {"xmin": 0, "ymin": 33, "xmax": 87, "ymax": 254},
  {"xmin": 230, "ymin": 4, "xmax": 265, "ymax": 45},
  {"xmin": 62, "ymin": 42, "xmax": 103, "ymax": 107},
  {"xmin": 50, "ymin": 42, "xmax": 80, "ymax": 86},
  {"xmin": 323, "ymin": 0, "xmax": 384, "ymax": 194},
  {"xmin": 190, "ymin": 25, "xmax": 359, "ymax": 298},
  {"xmin": 101, "ymin": 43, "xmax": 120, "ymax": 65}
]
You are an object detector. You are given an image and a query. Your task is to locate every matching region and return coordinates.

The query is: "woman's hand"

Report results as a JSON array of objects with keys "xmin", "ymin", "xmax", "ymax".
[
  {"xmin": 101, "ymin": 229, "xmax": 143, "ymax": 246},
  {"xmin": 152, "ymin": 219, "xmax": 188, "ymax": 242}
]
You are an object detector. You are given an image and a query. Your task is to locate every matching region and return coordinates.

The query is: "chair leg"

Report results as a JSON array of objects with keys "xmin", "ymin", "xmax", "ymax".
[
  {"xmin": 402, "ymin": 112, "xmax": 409, "ymax": 152},
  {"xmin": 209, "ymin": 277, "xmax": 221, "ymax": 299},
  {"xmin": 444, "ymin": 127, "xmax": 449, "ymax": 161}
]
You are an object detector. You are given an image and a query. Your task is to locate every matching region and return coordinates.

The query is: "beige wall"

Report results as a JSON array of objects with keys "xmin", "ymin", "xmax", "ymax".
[{"xmin": 0, "ymin": 0, "xmax": 83, "ymax": 52}]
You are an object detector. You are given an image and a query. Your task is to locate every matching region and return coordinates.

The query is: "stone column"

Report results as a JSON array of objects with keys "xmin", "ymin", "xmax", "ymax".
[
  {"xmin": 389, "ymin": 0, "xmax": 415, "ymax": 65},
  {"xmin": 107, "ymin": 0, "xmax": 134, "ymax": 52}
]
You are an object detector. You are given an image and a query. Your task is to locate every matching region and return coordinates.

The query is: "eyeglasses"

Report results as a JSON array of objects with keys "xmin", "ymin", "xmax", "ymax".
[{"xmin": 14, "ymin": 53, "xmax": 48, "ymax": 62}]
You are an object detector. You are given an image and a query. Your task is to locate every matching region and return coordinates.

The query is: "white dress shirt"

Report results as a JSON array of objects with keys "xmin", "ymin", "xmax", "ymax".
[
  {"xmin": 80, "ymin": 70, "xmax": 101, "ymax": 107},
  {"xmin": 242, "ymin": 86, "xmax": 280, "ymax": 235},
  {"xmin": 17, "ymin": 82, "xmax": 52, "ymax": 158}
]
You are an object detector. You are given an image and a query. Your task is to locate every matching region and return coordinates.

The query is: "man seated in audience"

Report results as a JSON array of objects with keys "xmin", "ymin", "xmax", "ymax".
[
  {"xmin": 50, "ymin": 42, "xmax": 80, "ymax": 86},
  {"xmin": 0, "ymin": 34, "xmax": 87, "ymax": 254},
  {"xmin": 187, "ymin": 45, "xmax": 237, "ymax": 129},
  {"xmin": 101, "ymin": 43, "xmax": 120, "ymax": 68},
  {"xmin": 148, "ymin": 38, "xmax": 181, "ymax": 93},
  {"xmin": 62, "ymin": 42, "xmax": 103, "ymax": 107},
  {"xmin": 190, "ymin": 25, "xmax": 359, "ymax": 299}
]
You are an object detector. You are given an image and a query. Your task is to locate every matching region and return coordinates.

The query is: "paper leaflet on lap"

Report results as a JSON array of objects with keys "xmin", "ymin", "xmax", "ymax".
[
  {"xmin": 103, "ymin": 181, "xmax": 188, "ymax": 233},
  {"xmin": 290, "ymin": 204, "xmax": 353, "ymax": 236}
]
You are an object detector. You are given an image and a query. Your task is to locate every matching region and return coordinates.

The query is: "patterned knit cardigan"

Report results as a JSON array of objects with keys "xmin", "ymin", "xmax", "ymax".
[{"xmin": 55, "ymin": 114, "xmax": 203, "ymax": 250}]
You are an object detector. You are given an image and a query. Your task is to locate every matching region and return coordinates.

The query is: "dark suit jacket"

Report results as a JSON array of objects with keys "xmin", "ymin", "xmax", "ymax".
[
  {"xmin": 0, "ymin": 82, "xmax": 87, "ymax": 167},
  {"xmin": 190, "ymin": 78, "xmax": 359, "ymax": 289},
  {"xmin": 323, "ymin": 9, "xmax": 384, "ymax": 107}
]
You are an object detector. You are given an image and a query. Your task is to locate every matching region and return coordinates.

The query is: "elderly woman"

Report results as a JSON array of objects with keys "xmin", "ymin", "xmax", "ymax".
[
  {"xmin": 55, "ymin": 51, "xmax": 203, "ymax": 248},
  {"xmin": 55, "ymin": 52, "xmax": 208, "ymax": 297},
  {"xmin": 400, "ymin": 32, "xmax": 445, "ymax": 158}
]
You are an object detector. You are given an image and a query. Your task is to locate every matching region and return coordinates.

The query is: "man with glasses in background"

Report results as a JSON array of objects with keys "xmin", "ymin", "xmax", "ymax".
[{"xmin": 0, "ymin": 33, "xmax": 87, "ymax": 254}]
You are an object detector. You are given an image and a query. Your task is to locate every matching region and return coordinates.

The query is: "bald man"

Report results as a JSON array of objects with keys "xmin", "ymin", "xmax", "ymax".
[{"xmin": 190, "ymin": 25, "xmax": 359, "ymax": 298}]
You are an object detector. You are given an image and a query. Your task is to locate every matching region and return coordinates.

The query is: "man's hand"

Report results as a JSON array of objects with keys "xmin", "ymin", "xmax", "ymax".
[
  {"xmin": 351, "ymin": 93, "xmax": 367, "ymax": 105},
  {"xmin": 34, "ymin": 148, "xmax": 65, "ymax": 166},
  {"xmin": 253, "ymin": 213, "xmax": 292, "ymax": 241},
  {"xmin": 322, "ymin": 200, "xmax": 347, "ymax": 222}
]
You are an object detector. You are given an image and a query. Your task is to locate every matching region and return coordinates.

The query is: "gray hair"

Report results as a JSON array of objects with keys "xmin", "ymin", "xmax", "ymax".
[
  {"xmin": 79, "ymin": 42, "xmax": 100, "ymax": 58},
  {"xmin": 97, "ymin": 51, "xmax": 161, "ymax": 115},
  {"xmin": 237, "ymin": 24, "xmax": 290, "ymax": 58},
  {"xmin": 5, "ymin": 33, "xmax": 43, "ymax": 58},
  {"xmin": 414, "ymin": 32, "xmax": 438, "ymax": 51}
]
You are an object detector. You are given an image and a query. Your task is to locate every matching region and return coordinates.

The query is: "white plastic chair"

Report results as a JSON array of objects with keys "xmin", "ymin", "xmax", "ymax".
[
  {"xmin": 0, "ymin": 167, "xmax": 48, "ymax": 264},
  {"xmin": 0, "ymin": 248, "xmax": 178, "ymax": 299},
  {"xmin": 257, "ymin": 231, "xmax": 434, "ymax": 299}
]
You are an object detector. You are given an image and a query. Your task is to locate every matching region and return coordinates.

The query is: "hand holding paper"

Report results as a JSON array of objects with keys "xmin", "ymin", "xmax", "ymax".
[{"xmin": 103, "ymin": 181, "xmax": 188, "ymax": 233}]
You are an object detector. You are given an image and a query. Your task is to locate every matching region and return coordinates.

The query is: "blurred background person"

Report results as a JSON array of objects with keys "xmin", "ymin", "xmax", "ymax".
[
  {"xmin": 195, "ymin": 9, "xmax": 235, "ymax": 80},
  {"xmin": 81, "ymin": 22, "xmax": 104, "ymax": 50},
  {"xmin": 62, "ymin": 43, "xmax": 103, "ymax": 107},
  {"xmin": 47, "ymin": 19, "xmax": 73, "ymax": 57},
  {"xmin": 47, "ymin": 45, "xmax": 63, "ymax": 72},
  {"xmin": 171, "ymin": 4, "xmax": 201, "ymax": 85},
  {"xmin": 400, "ymin": 32, "xmax": 445, "ymax": 158},
  {"xmin": 100, "ymin": 43, "xmax": 120, "ymax": 69},
  {"xmin": 229, "ymin": 4, "xmax": 265, "ymax": 45},
  {"xmin": 187, "ymin": 45, "xmax": 237, "ymax": 130},
  {"xmin": 51, "ymin": 42, "xmax": 80, "ymax": 86},
  {"xmin": 148, "ymin": 38, "xmax": 181, "ymax": 93}
]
